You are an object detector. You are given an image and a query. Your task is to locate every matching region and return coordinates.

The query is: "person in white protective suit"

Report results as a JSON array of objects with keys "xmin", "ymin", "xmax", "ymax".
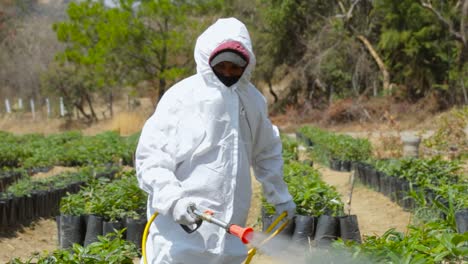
[{"xmin": 135, "ymin": 17, "xmax": 296, "ymax": 264}]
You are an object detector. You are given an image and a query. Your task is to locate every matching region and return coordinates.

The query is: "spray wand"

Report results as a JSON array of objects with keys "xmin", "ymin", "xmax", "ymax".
[
  {"xmin": 181, "ymin": 203, "xmax": 254, "ymax": 244},
  {"xmin": 141, "ymin": 204, "xmax": 288, "ymax": 264}
]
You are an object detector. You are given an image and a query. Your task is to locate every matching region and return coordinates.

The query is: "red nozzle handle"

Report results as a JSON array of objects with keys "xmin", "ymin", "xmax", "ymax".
[{"xmin": 228, "ymin": 225, "xmax": 254, "ymax": 244}]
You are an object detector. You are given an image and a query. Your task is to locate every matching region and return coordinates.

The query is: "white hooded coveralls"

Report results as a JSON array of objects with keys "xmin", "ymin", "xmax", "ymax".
[{"xmin": 136, "ymin": 18, "xmax": 293, "ymax": 264}]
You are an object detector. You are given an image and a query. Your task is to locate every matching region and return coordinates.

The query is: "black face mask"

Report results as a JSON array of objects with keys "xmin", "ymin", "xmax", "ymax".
[{"xmin": 214, "ymin": 72, "xmax": 241, "ymax": 87}]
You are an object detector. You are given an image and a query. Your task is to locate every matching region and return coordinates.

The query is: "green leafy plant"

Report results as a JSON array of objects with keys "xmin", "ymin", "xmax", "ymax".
[
  {"xmin": 263, "ymin": 160, "xmax": 344, "ymax": 217},
  {"xmin": 8, "ymin": 230, "xmax": 138, "ymax": 264},
  {"xmin": 60, "ymin": 170, "xmax": 147, "ymax": 222}
]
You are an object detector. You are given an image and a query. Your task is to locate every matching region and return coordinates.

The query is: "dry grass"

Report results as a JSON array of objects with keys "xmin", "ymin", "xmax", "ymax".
[
  {"xmin": 0, "ymin": 97, "xmax": 154, "ymax": 136},
  {"xmin": 110, "ymin": 112, "xmax": 148, "ymax": 136},
  {"xmin": 31, "ymin": 166, "xmax": 78, "ymax": 180}
]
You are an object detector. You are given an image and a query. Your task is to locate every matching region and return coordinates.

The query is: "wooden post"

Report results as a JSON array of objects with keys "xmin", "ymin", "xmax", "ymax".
[
  {"xmin": 29, "ymin": 98, "xmax": 36, "ymax": 120},
  {"xmin": 5, "ymin": 99, "xmax": 11, "ymax": 113},
  {"xmin": 46, "ymin": 98, "xmax": 51, "ymax": 118},
  {"xmin": 30, "ymin": 99, "xmax": 35, "ymax": 120},
  {"xmin": 60, "ymin": 97, "xmax": 65, "ymax": 117}
]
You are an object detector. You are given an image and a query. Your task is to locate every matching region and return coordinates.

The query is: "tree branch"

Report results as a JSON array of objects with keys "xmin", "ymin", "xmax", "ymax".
[
  {"xmin": 356, "ymin": 35, "xmax": 391, "ymax": 91},
  {"xmin": 420, "ymin": 0, "xmax": 464, "ymax": 43},
  {"xmin": 461, "ymin": 0, "xmax": 468, "ymax": 45}
]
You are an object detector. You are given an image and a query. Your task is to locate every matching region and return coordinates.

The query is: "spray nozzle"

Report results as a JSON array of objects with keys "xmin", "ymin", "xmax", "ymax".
[
  {"xmin": 228, "ymin": 224, "xmax": 254, "ymax": 244},
  {"xmin": 184, "ymin": 203, "xmax": 254, "ymax": 244}
]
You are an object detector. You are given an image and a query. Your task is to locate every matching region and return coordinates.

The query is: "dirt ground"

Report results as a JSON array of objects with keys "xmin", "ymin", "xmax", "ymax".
[
  {"xmin": 0, "ymin": 219, "xmax": 58, "ymax": 263},
  {"xmin": 315, "ymin": 165, "xmax": 411, "ymax": 236}
]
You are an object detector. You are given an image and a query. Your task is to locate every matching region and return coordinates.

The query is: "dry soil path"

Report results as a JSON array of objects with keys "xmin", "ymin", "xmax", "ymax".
[
  {"xmin": 315, "ymin": 165, "xmax": 411, "ymax": 237},
  {"xmin": 0, "ymin": 219, "xmax": 58, "ymax": 263}
]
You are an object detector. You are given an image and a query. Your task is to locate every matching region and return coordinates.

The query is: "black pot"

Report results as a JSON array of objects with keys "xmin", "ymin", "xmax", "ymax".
[
  {"xmin": 378, "ymin": 172, "xmax": 389, "ymax": 197},
  {"xmin": 16, "ymin": 195, "xmax": 26, "ymax": 224},
  {"xmin": 330, "ymin": 159, "xmax": 340, "ymax": 171},
  {"xmin": 57, "ymin": 215, "xmax": 85, "ymax": 248},
  {"xmin": 362, "ymin": 166, "xmax": 372, "ymax": 186},
  {"xmin": 339, "ymin": 215, "xmax": 361, "ymax": 243},
  {"xmin": 367, "ymin": 168, "xmax": 378, "ymax": 189},
  {"xmin": 24, "ymin": 195, "xmax": 34, "ymax": 221},
  {"xmin": 314, "ymin": 215, "xmax": 339, "ymax": 247},
  {"xmin": 103, "ymin": 220, "xmax": 124, "ymax": 236},
  {"xmin": 84, "ymin": 215, "xmax": 103, "ymax": 246},
  {"xmin": 455, "ymin": 209, "xmax": 468, "ymax": 234},
  {"xmin": 125, "ymin": 217, "xmax": 146, "ymax": 250},
  {"xmin": 387, "ymin": 176, "xmax": 397, "ymax": 202},
  {"xmin": 395, "ymin": 178, "xmax": 408, "ymax": 207},
  {"xmin": 32, "ymin": 190, "xmax": 48, "ymax": 218},
  {"xmin": 0, "ymin": 199, "xmax": 8, "ymax": 228},
  {"xmin": 291, "ymin": 215, "xmax": 316, "ymax": 245},
  {"xmin": 8, "ymin": 196, "xmax": 17, "ymax": 226},
  {"xmin": 424, "ymin": 188, "xmax": 436, "ymax": 206},
  {"xmin": 355, "ymin": 163, "xmax": 364, "ymax": 182},
  {"xmin": 341, "ymin": 160, "xmax": 351, "ymax": 172}
]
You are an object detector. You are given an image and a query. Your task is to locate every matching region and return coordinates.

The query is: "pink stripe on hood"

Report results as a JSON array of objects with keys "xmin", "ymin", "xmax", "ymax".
[{"xmin": 209, "ymin": 41, "xmax": 250, "ymax": 67}]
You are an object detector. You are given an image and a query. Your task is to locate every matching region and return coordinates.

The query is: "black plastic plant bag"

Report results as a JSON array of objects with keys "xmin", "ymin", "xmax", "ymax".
[
  {"xmin": 103, "ymin": 220, "xmax": 124, "ymax": 236},
  {"xmin": 84, "ymin": 215, "xmax": 103, "ymax": 246},
  {"xmin": 314, "ymin": 215, "xmax": 339, "ymax": 247},
  {"xmin": 126, "ymin": 217, "xmax": 146, "ymax": 250},
  {"xmin": 455, "ymin": 209, "xmax": 468, "ymax": 234},
  {"xmin": 339, "ymin": 215, "xmax": 361, "ymax": 243},
  {"xmin": 291, "ymin": 215, "xmax": 316, "ymax": 245},
  {"xmin": 57, "ymin": 215, "xmax": 85, "ymax": 248},
  {"xmin": 341, "ymin": 160, "xmax": 351, "ymax": 172}
]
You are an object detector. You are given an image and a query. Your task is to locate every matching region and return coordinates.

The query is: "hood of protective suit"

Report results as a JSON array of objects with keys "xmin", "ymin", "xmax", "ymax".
[{"xmin": 194, "ymin": 18, "xmax": 256, "ymax": 88}]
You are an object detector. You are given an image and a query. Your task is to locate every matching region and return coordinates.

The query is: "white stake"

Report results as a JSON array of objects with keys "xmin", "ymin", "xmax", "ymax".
[
  {"xmin": 5, "ymin": 99, "xmax": 11, "ymax": 113},
  {"xmin": 60, "ymin": 97, "xmax": 65, "ymax": 117},
  {"xmin": 30, "ymin": 99, "xmax": 35, "ymax": 120},
  {"xmin": 18, "ymin": 98, "xmax": 23, "ymax": 109},
  {"xmin": 46, "ymin": 98, "xmax": 51, "ymax": 118}
]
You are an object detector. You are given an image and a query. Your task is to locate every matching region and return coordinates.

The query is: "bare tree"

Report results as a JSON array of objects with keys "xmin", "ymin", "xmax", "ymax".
[
  {"xmin": 336, "ymin": 0, "xmax": 393, "ymax": 93},
  {"xmin": 0, "ymin": 2, "xmax": 64, "ymax": 99},
  {"xmin": 420, "ymin": 0, "xmax": 468, "ymax": 103}
]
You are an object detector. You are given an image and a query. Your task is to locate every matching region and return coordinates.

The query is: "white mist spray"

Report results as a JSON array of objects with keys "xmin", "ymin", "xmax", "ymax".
[{"xmin": 247, "ymin": 231, "xmax": 372, "ymax": 264}]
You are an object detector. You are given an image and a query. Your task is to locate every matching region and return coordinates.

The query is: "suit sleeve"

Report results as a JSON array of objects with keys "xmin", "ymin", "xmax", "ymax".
[
  {"xmin": 135, "ymin": 94, "xmax": 199, "ymax": 215},
  {"xmin": 252, "ymin": 95, "xmax": 293, "ymax": 206}
]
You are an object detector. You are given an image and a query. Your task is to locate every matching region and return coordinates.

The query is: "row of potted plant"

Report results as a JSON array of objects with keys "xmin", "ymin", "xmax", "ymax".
[
  {"xmin": 57, "ymin": 170, "xmax": 147, "ymax": 249},
  {"xmin": 296, "ymin": 126, "xmax": 372, "ymax": 170},
  {"xmin": 295, "ymin": 127, "xmax": 468, "ymax": 262},
  {"xmin": 0, "ymin": 131, "xmax": 140, "ymax": 169},
  {"xmin": 0, "ymin": 166, "xmax": 118, "ymax": 231},
  {"xmin": 261, "ymin": 159, "xmax": 362, "ymax": 245},
  {"xmin": 0, "ymin": 168, "xmax": 27, "ymax": 192}
]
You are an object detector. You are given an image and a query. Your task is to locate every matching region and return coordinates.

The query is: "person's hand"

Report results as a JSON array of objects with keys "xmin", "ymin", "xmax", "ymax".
[
  {"xmin": 275, "ymin": 200, "xmax": 296, "ymax": 220},
  {"xmin": 172, "ymin": 199, "xmax": 198, "ymax": 226}
]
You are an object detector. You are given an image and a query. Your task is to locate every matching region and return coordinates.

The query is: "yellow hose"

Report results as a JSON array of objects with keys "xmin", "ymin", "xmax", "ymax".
[
  {"xmin": 244, "ymin": 211, "xmax": 289, "ymax": 264},
  {"xmin": 141, "ymin": 211, "xmax": 289, "ymax": 264},
  {"xmin": 142, "ymin": 212, "xmax": 158, "ymax": 264}
]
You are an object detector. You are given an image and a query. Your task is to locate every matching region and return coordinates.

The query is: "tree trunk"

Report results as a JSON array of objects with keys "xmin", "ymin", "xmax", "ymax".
[
  {"xmin": 73, "ymin": 101, "xmax": 91, "ymax": 121},
  {"xmin": 85, "ymin": 93, "xmax": 98, "ymax": 122},
  {"xmin": 329, "ymin": 85, "xmax": 334, "ymax": 104},
  {"xmin": 109, "ymin": 89, "xmax": 113, "ymax": 118},
  {"xmin": 267, "ymin": 80, "xmax": 278, "ymax": 103},
  {"xmin": 462, "ymin": 79, "xmax": 468, "ymax": 105},
  {"xmin": 59, "ymin": 86, "xmax": 91, "ymax": 121},
  {"xmin": 158, "ymin": 78, "xmax": 166, "ymax": 101},
  {"xmin": 356, "ymin": 35, "xmax": 391, "ymax": 93}
]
